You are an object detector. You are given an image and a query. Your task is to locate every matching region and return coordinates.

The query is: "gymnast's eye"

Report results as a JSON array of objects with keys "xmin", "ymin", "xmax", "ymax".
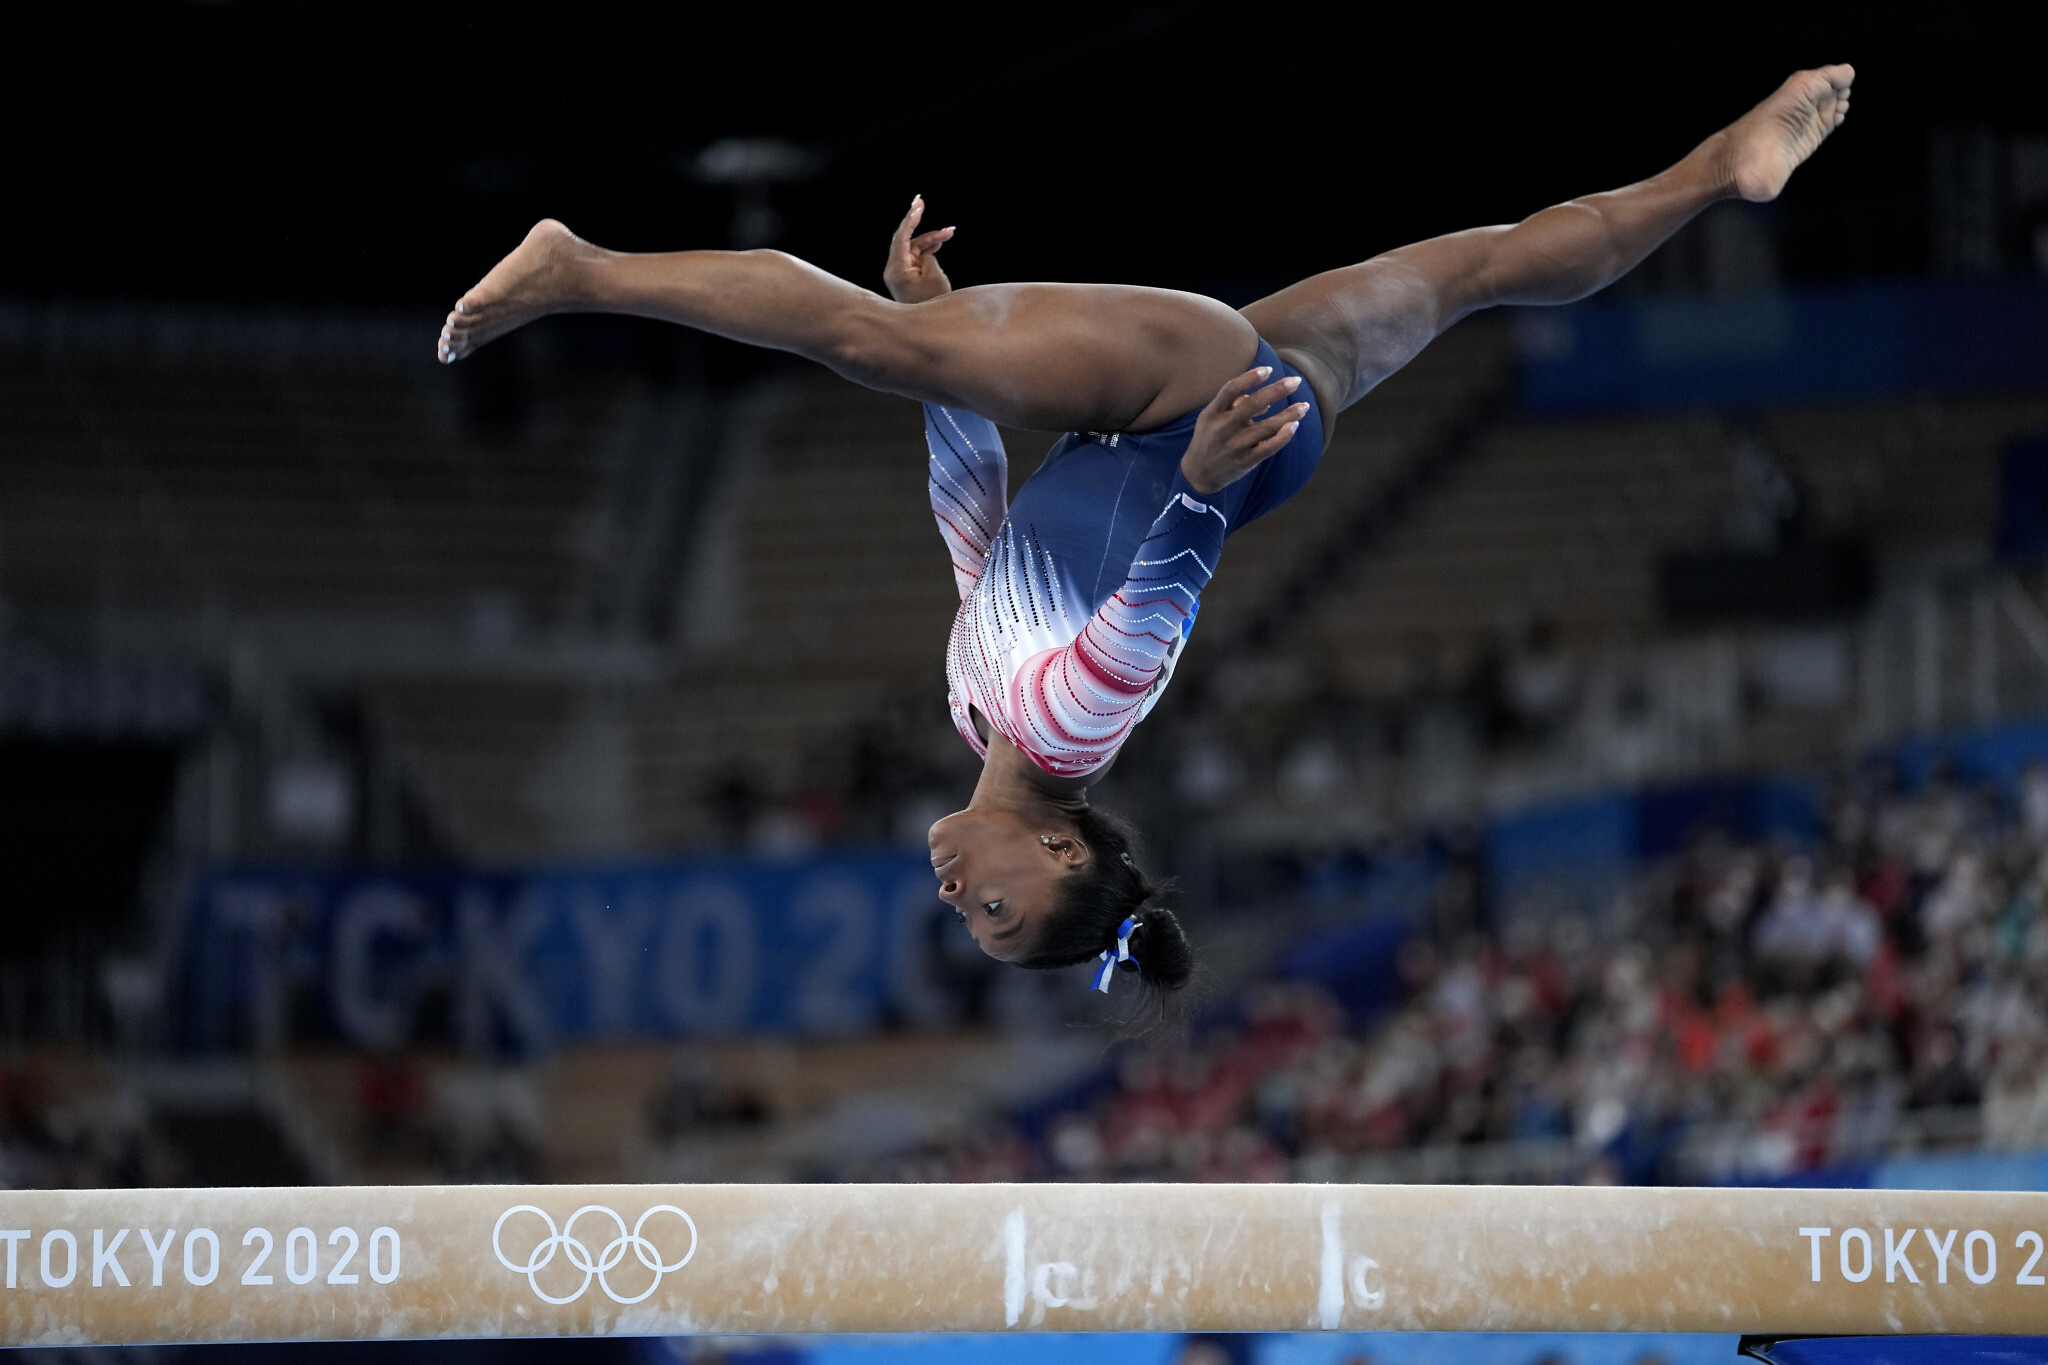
[{"xmin": 983, "ymin": 900, "xmax": 1005, "ymax": 917}]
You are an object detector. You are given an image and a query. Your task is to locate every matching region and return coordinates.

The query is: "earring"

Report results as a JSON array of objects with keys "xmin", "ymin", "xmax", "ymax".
[{"xmin": 1041, "ymin": 835, "xmax": 1056, "ymax": 846}]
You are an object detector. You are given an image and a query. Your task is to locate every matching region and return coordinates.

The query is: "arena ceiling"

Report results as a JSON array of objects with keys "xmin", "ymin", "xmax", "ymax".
[{"xmin": 5, "ymin": 1, "xmax": 2040, "ymax": 308}]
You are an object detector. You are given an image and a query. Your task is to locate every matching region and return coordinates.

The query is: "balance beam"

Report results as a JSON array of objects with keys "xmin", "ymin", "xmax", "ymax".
[{"xmin": 3, "ymin": 1183, "xmax": 2045, "ymax": 1345}]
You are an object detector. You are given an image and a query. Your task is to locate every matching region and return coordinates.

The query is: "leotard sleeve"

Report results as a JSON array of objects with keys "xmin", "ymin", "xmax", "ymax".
[
  {"xmin": 1012, "ymin": 472, "xmax": 1227, "ymax": 776},
  {"xmin": 925, "ymin": 404, "xmax": 1008, "ymax": 602}
]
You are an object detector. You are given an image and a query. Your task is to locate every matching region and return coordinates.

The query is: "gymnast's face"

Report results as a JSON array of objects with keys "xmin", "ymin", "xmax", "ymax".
[{"xmin": 928, "ymin": 808, "xmax": 1088, "ymax": 960}]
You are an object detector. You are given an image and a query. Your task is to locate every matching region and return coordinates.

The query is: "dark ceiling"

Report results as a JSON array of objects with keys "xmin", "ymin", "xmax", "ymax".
[{"xmin": 5, "ymin": 1, "xmax": 2040, "ymax": 308}]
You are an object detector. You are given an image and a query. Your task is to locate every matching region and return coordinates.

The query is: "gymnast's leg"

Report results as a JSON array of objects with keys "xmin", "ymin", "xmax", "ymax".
[
  {"xmin": 1242, "ymin": 65, "xmax": 1854, "ymax": 420},
  {"xmin": 438, "ymin": 224, "xmax": 1257, "ymax": 435}
]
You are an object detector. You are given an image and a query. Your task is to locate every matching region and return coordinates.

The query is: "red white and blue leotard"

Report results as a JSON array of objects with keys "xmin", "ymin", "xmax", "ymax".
[{"xmin": 925, "ymin": 337, "xmax": 1326, "ymax": 779}]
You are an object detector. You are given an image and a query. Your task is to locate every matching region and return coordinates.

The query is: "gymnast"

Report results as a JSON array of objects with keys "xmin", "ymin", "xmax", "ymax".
[{"xmin": 439, "ymin": 66, "xmax": 1853, "ymax": 1002}]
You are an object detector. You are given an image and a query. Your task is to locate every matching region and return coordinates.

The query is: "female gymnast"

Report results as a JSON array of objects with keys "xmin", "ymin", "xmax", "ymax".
[{"xmin": 439, "ymin": 66, "xmax": 1853, "ymax": 1002}]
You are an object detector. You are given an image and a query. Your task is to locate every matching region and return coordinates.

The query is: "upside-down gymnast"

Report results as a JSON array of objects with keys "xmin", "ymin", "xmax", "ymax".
[{"xmin": 439, "ymin": 66, "xmax": 1853, "ymax": 1003}]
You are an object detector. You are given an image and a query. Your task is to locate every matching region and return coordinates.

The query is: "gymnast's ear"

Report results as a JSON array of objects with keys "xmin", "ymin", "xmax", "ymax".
[{"xmin": 1037, "ymin": 832, "xmax": 1092, "ymax": 867}]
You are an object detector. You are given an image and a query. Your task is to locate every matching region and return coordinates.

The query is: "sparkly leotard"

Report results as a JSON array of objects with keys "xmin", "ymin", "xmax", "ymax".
[{"xmin": 925, "ymin": 338, "xmax": 1326, "ymax": 779}]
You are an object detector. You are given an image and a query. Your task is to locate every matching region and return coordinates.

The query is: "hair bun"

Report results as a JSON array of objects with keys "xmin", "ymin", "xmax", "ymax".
[{"xmin": 1131, "ymin": 907, "xmax": 1194, "ymax": 992}]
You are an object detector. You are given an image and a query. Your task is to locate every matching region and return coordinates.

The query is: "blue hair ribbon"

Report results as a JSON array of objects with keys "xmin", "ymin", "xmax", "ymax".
[{"xmin": 1091, "ymin": 916, "xmax": 1140, "ymax": 993}]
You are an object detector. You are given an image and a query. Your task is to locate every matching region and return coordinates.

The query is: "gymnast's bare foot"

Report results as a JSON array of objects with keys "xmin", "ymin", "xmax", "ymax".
[
  {"xmin": 438, "ymin": 219, "xmax": 593, "ymax": 364},
  {"xmin": 1722, "ymin": 64, "xmax": 1854, "ymax": 203}
]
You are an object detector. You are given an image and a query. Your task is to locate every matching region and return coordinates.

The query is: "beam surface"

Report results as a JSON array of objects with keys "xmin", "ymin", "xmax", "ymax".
[{"xmin": 4, "ymin": 1184, "xmax": 2047, "ymax": 1344}]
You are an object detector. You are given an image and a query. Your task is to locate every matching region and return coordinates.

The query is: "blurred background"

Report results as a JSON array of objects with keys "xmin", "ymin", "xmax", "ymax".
[{"xmin": 3, "ymin": 3, "xmax": 2047, "ymax": 1363}]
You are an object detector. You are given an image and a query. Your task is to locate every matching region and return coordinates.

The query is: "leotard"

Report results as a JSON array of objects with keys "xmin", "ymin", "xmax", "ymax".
[{"xmin": 925, "ymin": 338, "xmax": 1326, "ymax": 779}]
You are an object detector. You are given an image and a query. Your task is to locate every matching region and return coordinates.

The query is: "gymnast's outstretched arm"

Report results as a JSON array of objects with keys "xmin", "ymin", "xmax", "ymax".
[{"xmin": 1242, "ymin": 65, "xmax": 1855, "ymax": 418}]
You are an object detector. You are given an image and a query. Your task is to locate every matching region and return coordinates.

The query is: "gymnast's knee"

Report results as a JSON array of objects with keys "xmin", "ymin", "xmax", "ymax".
[{"xmin": 817, "ymin": 297, "xmax": 936, "ymax": 390}]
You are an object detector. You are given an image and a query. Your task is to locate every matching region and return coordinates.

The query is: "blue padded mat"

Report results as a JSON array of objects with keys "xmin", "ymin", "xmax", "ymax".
[{"xmin": 1752, "ymin": 1339, "xmax": 2048, "ymax": 1365}]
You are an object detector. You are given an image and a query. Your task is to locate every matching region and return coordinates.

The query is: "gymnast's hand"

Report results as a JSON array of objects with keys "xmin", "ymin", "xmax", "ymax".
[
  {"xmin": 883, "ymin": 196, "xmax": 956, "ymax": 304},
  {"xmin": 1178, "ymin": 366, "xmax": 1310, "ymax": 495}
]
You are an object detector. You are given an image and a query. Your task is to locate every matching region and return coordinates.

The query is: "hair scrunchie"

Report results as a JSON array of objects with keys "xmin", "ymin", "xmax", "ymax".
[{"xmin": 1090, "ymin": 915, "xmax": 1140, "ymax": 993}]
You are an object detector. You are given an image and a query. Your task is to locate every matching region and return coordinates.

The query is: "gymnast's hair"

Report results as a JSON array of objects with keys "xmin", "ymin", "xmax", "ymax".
[{"xmin": 1016, "ymin": 805, "xmax": 1196, "ymax": 1007}]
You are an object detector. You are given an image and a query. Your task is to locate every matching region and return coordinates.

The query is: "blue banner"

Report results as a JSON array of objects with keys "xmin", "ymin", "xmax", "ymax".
[
  {"xmin": 1485, "ymin": 777, "xmax": 1823, "ymax": 923},
  {"xmin": 179, "ymin": 855, "xmax": 959, "ymax": 1052},
  {"xmin": 1516, "ymin": 276, "xmax": 2048, "ymax": 414}
]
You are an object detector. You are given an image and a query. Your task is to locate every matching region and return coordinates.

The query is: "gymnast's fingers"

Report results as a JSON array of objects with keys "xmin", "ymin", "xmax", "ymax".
[
  {"xmin": 1208, "ymin": 366, "xmax": 1273, "ymax": 415},
  {"xmin": 1235, "ymin": 402, "xmax": 1310, "ymax": 450},
  {"xmin": 909, "ymin": 227, "xmax": 955, "ymax": 257},
  {"xmin": 1238, "ymin": 375, "xmax": 1302, "ymax": 420},
  {"xmin": 892, "ymin": 196, "xmax": 927, "ymax": 251},
  {"xmin": 1246, "ymin": 419, "xmax": 1301, "ymax": 460}
]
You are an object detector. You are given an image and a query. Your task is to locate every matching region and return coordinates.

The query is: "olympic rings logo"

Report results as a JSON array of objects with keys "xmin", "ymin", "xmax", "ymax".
[{"xmin": 492, "ymin": 1204, "xmax": 698, "ymax": 1305}]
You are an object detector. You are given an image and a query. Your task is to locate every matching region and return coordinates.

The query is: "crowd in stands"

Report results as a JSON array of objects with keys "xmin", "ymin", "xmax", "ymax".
[
  {"xmin": 701, "ymin": 687, "xmax": 973, "ymax": 854},
  {"xmin": 0, "ymin": 1061, "xmax": 161, "ymax": 1190},
  {"xmin": 842, "ymin": 759, "xmax": 2048, "ymax": 1185},
  {"xmin": 9, "ymin": 754, "xmax": 2048, "ymax": 1194}
]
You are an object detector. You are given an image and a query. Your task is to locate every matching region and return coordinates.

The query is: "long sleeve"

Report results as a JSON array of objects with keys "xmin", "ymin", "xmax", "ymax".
[
  {"xmin": 925, "ymin": 404, "xmax": 1007, "ymax": 602},
  {"xmin": 1010, "ymin": 473, "xmax": 1227, "ymax": 775}
]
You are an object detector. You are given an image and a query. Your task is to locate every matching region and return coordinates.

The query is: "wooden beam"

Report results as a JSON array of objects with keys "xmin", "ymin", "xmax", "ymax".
[{"xmin": 4, "ymin": 1184, "xmax": 2046, "ymax": 1344}]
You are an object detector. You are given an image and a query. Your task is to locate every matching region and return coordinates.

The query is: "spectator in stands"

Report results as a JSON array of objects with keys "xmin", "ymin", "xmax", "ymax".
[
  {"xmin": 1985, "ymin": 1040, "xmax": 2048, "ymax": 1149},
  {"xmin": 357, "ymin": 1058, "xmax": 430, "ymax": 1162},
  {"xmin": 648, "ymin": 1055, "xmax": 769, "ymax": 1141},
  {"xmin": 1505, "ymin": 619, "xmax": 1581, "ymax": 746},
  {"xmin": 1754, "ymin": 859, "xmax": 1882, "ymax": 985},
  {"xmin": 0, "ymin": 1061, "xmax": 160, "ymax": 1190},
  {"xmin": 432, "ymin": 1068, "xmax": 546, "ymax": 1181},
  {"xmin": 703, "ymin": 767, "xmax": 760, "ymax": 849},
  {"xmin": 1721, "ymin": 431, "xmax": 1808, "ymax": 554},
  {"xmin": 2020, "ymin": 761, "xmax": 2048, "ymax": 840}
]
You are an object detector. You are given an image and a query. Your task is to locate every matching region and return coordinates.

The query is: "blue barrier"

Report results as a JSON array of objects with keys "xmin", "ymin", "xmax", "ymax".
[
  {"xmin": 1517, "ymin": 277, "xmax": 2048, "ymax": 415},
  {"xmin": 1485, "ymin": 777, "xmax": 1823, "ymax": 922},
  {"xmin": 1264, "ymin": 1334, "xmax": 1736, "ymax": 1365},
  {"xmin": 1876, "ymin": 1150, "xmax": 2048, "ymax": 1192},
  {"xmin": 1710, "ymin": 1147, "xmax": 2048, "ymax": 1192},
  {"xmin": 1998, "ymin": 436, "xmax": 2048, "ymax": 563},
  {"xmin": 1485, "ymin": 793, "xmax": 1637, "ymax": 922},
  {"xmin": 179, "ymin": 855, "xmax": 954, "ymax": 1052},
  {"xmin": 1756, "ymin": 1341, "xmax": 2048, "ymax": 1365},
  {"xmin": 1272, "ymin": 913, "xmax": 1413, "ymax": 1029},
  {"xmin": 728, "ymin": 1332, "xmax": 1741, "ymax": 1365},
  {"xmin": 806, "ymin": 1336, "xmax": 1180, "ymax": 1365},
  {"xmin": 1887, "ymin": 720, "xmax": 2048, "ymax": 793}
]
